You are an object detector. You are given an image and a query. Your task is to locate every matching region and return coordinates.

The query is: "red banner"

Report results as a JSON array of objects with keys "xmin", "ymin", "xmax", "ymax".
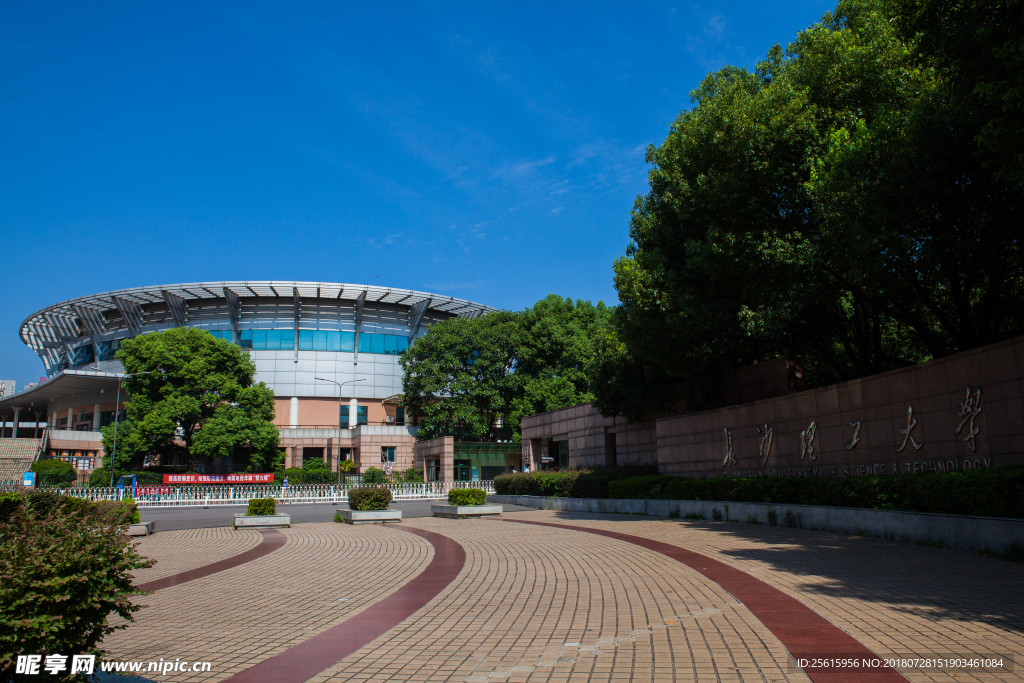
[{"xmin": 162, "ymin": 473, "xmax": 275, "ymax": 484}]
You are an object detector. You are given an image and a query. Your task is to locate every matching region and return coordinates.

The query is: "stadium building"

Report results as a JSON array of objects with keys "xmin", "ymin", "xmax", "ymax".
[{"xmin": 0, "ymin": 282, "xmax": 499, "ymax": 480}]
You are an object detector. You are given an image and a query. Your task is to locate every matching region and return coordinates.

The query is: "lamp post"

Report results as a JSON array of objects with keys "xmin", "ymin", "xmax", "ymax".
[
  {"xmin": 90, "ymin": 367, "xmax": 157, "ymax": 489},
  {"xmin": 315, "ymin": 377, "xmax": 365, "ymax": 488}
]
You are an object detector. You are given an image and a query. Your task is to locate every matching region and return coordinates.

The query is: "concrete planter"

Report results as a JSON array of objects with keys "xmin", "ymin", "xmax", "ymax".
[
  {"xmin": 128, "ymin": 521, "xmax": 155, "ymax": 537},
  {"xmin": 337, "ymin": 509, "xmax": 402, "ymax": 524},
  {"xmin": 489, "ymin": 494, "xmax": 1024, "ymax": 555},
  {"xmin": 234, "ymin": 513, "xmax": 291, "ymax": 529},
  {"xmin": 432, "ymin": 504, "xmax": 502, "ymax": 519}
]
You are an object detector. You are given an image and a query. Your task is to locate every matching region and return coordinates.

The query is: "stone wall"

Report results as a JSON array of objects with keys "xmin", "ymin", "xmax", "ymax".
[
  {"xmin": 413, "ymin": 436, "xmax": 453, "ymax": 481},
  {"xmin": 521, "ymin": 403, "xmax": 657, "ymax": 468},
  {"xmin": 658, "ymin": 335, "xmax": 1024, "ymax": 478}
]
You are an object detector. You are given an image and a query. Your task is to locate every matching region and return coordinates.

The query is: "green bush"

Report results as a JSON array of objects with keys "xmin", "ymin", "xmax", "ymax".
[
  {"xmin": 348, "ymin": 486, "xmax": 392, "ymax": 510},
  {"xmin": 493, "ymin": 464, "xmax": 659, "ymax": 498},
  {"xmin": 302, "ymin": 458, "xmax": 330, "ymax": 471},
  {"xmin": 0, "ymin": 492, "xmax": 25, "ymax": 524},
  {"xmin": 605, "ymin": 466, "xmax": 1024, "ymax": 519},
  {"xmin": 247, "ymin": 497, "xmax": 276, "ymax": 516},
  {"xmin": 0, "ymin": 497, "xmax": 152, "ymax": 680},
  {"xmin": 362, "ymin": 467, "xmax": 387, "ymax": 485},
  {"xmin": 31, "ymin": 459, "xmax": 77, "ymax": 487},
  {"xmin": 448, "ymin": 488, "xmax": 487, "ymax": 506},
  {"xmin": 87, "ymin": 468, "xmax": 165, "ymax": 488},
  {"xmin": 275, "ymin": 467, "xmax": 336, "ymax": 484}
]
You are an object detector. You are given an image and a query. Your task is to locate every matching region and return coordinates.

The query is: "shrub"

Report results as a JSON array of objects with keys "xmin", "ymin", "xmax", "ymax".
[
  {"xmin": 348, "ymin": 486, "xmax": 392, "ymax": 511},
  {"xmin": 0, "ymin": 501, "xmax": 152, "ymax": 680},
  {"xmin": 247, "ymin": 498, "xmax": 276, "ymax": 516},
  {"xmin": 88, "ymin": 469, "xmax": 165, "ymax": 488},
  {"xmin": 0, "ymin": 492, "xmax": 25, "ymax": 523},
  {"xmin": 448, "ymin": 488, "xmax": 487, "ymax": 506},
  {"xmin": 93, "ymin": 498, "xmax": 140, "ymax": 525},
  {"xmin": 302, "ymin": 458, "xmax": 329, "ymax": 471},
  {"xmin": 88, "ymin": 467, "xmax": 115, "ymax": 488},
  {"xmin": 275, "ymin": 467, "xmax": 336, "ymax": 484},
  {"xmin": 362, "ymin": 467, "xmax": 387, "ymax": 485},
  {"xmin": 605, "ymin": 466, "xmax": 1024, "ymax": 519},
  {"xmin": 31, "ymin": 459, "xmax": 77, "ymax": 487},
  {"xmin": 493, "ymin": 464, "xmax": 659, "ymax": 498}
]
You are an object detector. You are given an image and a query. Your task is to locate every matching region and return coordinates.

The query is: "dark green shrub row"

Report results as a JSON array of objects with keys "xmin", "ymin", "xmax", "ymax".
[
  {"xmin": 606, "ymin": 466, "xmax": 1024, "ymax": 519},
  {"xmin": 0, "ymin": 491, "xmax": 152, "ymax": 680},
  {"xmin": 87, "ymin": 468, "xmax": 165, "ymax": 488},
  {"xmin": 275, "ymin": 468, "xmax": 337, "ymax": 484},
  {"xmin": 494, "ymin": 464, "xmax": 659, "ymax": 498},
  {"xmin": 3, "ymin": 490, "xmax": 140, "ymax": 525},
  {"xmin": 348, "ymin": 486, "xmax": 393, "ymax": 511},
  {"xmin": 302, "ymin": 458, "xmax": 330, "ymax": 471},
  {"xmin": 247, "ymin": 497, "xmax": 276, "ymax": 516},
  {"xmin": 31, "ymin": 459, "xmax": 77, "ymax": 486},
  {"xmin": 448, "ymin": 488, "xmax": 487, "ymax": 506}
]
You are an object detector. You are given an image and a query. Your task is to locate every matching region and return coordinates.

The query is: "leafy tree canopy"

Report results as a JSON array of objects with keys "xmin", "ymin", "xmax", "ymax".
[
  {"xmin": 401, "ymin": 295, "xmax": 611, "ymax": 440},
  {"xmin": 102, "ymin": 327, "xmax": 281, "ymax": 472},
  {"xmin": 597, "ymin": 0, "xmax": 1023, "ymax": 418}
]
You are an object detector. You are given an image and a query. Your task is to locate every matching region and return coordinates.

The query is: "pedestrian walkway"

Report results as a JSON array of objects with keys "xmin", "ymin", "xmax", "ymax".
[{"xmin": 102, "ymin": 509, "xmax": 1024, "ymax": 682}]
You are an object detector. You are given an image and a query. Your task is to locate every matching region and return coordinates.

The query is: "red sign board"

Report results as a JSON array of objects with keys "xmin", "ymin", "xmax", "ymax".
[{"xmin": 162, "ymin": 473, "xmax": 274, "ymax": 484}]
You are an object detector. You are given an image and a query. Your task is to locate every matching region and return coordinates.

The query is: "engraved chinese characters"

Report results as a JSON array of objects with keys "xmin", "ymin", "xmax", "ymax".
[
  {"xmin": 799, "ymin": 421, "xmax": 817, "ymax": 460},
  {"xmin": 956, "ymin": 387, "xmax": 983, "ymax": 452},
  {"xmin": 846, "ymin": 421, "xmax": 862, "ymax": 450},
  {"xmin": 757, "ymin": 424, "xmax": 774, "ymax": 466},
  {"xmin": 722, "ymin": 428, "xmax": 736, "ymax": 467},
  {"xmin": 897, "ymin": 405, "xmax": 923, "ymax": 452}
]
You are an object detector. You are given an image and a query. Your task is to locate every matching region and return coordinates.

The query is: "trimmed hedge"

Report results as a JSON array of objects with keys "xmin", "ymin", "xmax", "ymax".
[
  {"xmin": 348, "ymin": 486, "xmax": 392, "ymax": 511},
  {"xmin": 606, "ymin": 466, "xmax": 1024, "ymax": 519},
  {"xmin": 247, "ymin": 497, "xmax": 276, "ymax": 516},
  {"xmin": 275, "ymin": 468, "xmax": 336, "ymax": 484},
  {"xmin": 493, "ymin": 464, "xmax": 659, "ymax": 498},
  {"xmin": 448, "ymin": 488, "xmax": 487, "ymax": 506},
  {"xmin": 362, "ymin": 467, "xmax": 387, "ymax": 485},
  {"xmin": 87, "ymin": 468, "xmax": 165, "ymax": 487},
  {"xmin": 31, "ymin": 459, "xmax": 77, "ymax": 487}
]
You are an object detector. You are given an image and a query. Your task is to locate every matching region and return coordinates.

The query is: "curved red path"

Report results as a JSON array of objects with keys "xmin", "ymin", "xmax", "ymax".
[
  {"xmin": 504, "ymin": 518, "xmax": 908, "ymax": 683},
  {"xmin": 220, "ymin": 525, "xmax": 466, "ymax": 683},
  {"xmin": 135, "ymin": 529, "xmax": 288, "ymax": 592}
]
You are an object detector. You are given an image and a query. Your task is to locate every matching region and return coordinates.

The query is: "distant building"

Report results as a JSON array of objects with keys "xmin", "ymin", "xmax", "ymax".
[
  {"xmin": 0, "ymin": 380, "xmax": 14, "ymax": 399},
  {"xmin": 0, "ymin": 281, "xmax": 497, "ymax": 477}
]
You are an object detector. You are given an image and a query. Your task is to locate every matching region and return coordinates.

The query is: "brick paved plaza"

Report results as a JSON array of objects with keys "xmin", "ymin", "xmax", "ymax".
[{"xmin": 102, "ymin": 510, "xmax": 1024, "ymax": 683}]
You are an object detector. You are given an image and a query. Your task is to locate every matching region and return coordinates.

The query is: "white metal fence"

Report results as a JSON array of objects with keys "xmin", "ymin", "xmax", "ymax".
[{"xmin": 35, "ymin": 480, "xmax": 495, "ymax": 507}]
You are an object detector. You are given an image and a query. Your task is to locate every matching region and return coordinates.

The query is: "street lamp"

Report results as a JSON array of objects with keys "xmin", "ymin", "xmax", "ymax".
[
  {"xmin": 89, "ymin": 367, "xmax": 157, "ymax": 488},
  {"xmin": 315, "ymin": 377, "xmax": 365, "ymax": 488}
]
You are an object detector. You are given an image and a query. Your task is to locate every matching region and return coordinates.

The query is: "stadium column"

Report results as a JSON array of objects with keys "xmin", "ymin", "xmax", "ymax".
[
  {"xmin": 289, "ymin": 397, "xmax": 299, "ymax": 428},
  {"xmin": 92, "ymin": 404, "xmax": 101, "ymax": 431},
  {"xmin": 11, "ymin": 407, "xmax": 20, "ymax": 438}
]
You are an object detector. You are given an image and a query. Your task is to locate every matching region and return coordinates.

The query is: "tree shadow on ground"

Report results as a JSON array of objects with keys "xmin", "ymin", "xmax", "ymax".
[{"xmin": 543, "ymin": 510, "xmax": 1024, "ymax": 632}]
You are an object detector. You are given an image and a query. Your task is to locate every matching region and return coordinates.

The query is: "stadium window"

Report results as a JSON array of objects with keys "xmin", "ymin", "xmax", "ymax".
[{"xmin": 381, "ymin": 446, "xmax": 395, "ymax": 462}]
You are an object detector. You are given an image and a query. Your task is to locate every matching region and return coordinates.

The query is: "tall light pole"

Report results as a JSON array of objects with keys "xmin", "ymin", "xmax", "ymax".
[
  {"xmin": 90, "ymin": 367, "xmax": 157, "ymax": 489},
  {"xmin": 315, "ymin": 377, "xmax": 365, "ymax": 487}
]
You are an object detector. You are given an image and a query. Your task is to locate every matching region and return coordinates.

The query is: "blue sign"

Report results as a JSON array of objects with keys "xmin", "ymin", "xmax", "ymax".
[{"xmin": 22, "ymin": 471, "xmax": 35, "ymax": 487}]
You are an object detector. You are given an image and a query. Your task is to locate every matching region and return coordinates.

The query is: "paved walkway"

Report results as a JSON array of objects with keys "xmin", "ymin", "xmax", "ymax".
[{"xmin": 102, "ymin": 510, "xmax": 1024, "ymax": 683}]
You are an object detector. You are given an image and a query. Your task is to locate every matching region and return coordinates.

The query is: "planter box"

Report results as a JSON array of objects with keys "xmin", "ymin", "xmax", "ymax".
[
  {"xmin": 234, "ymin": 513, "xmax": 291, "ymax": 529},
  {"xmin": 432, "ymin": 504, "xmax": 503, "ymax": 519},
  {"xmin": 128, "ymin": 521, "xmax": 155, "ymax": 537},
  {"xmin": 336, "ymin": 509, "xmax": 402, "ymax": 524}
]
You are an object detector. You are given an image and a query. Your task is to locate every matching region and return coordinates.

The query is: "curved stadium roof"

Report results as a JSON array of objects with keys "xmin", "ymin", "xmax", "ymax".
[{"xmin": 20, "ymin": 281, "xmax": 497, "ymax": 374}]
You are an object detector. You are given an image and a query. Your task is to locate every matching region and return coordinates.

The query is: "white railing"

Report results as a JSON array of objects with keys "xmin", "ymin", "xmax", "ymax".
[{"xmin": 44, "ymin": 480, "xmax": 496, "ymax": 507}]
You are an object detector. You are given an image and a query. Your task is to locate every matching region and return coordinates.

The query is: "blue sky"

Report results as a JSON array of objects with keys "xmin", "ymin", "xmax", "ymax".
[{"xmin": 1, "ymin": 0, "xmax": 836, "ymax": 386}]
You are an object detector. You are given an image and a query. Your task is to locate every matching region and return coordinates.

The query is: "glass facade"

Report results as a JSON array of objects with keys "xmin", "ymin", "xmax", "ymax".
[
  {"xmin": 339, "ymin": 405, "xmax": 368, "ymax": 427},
  {"xmin": 236, "ymin": 328, "xmax": 408, "ymax": 355}
]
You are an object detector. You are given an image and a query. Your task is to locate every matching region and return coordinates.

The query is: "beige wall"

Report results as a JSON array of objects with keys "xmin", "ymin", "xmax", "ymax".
[{"xmin": 413, "ymin": 436, "xmax": 453, "ymax": 480}]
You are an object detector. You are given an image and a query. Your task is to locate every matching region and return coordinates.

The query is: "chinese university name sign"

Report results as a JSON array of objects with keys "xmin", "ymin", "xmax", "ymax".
[{"xmin": 162, "ymin": 473, "xmax": 274, "ymax": 484}]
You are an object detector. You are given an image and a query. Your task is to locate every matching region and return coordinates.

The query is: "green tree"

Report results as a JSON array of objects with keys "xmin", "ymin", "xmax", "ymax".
[
  {"xmin": 401, "ymin": 296, "xmax": 610, "ymax": 439},
  {"xmin": 602, "ymin": 0, "xmax": 1023, "ymax": 415},
  {"xmin": 107, "ymin": 327, "xmax": 281, "ymax": 472},
  {"xmin": 401, "ymin": 311, "xmax": 521, "ymax": 440}
]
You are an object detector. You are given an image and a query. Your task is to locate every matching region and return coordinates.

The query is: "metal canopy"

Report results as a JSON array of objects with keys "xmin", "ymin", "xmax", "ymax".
[
  {"xmin": 19, "ymin": 282, "xmax": 498, "ymax": 373},
  {"xmin": 0, "ymin": 370, "xmax": 123, "ymax": 413}
]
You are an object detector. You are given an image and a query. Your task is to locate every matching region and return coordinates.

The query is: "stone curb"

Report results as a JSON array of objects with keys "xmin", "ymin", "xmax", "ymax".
[{"xmin": 489, "ymin": 494, "xmax": 1024, "ymax": 554}]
